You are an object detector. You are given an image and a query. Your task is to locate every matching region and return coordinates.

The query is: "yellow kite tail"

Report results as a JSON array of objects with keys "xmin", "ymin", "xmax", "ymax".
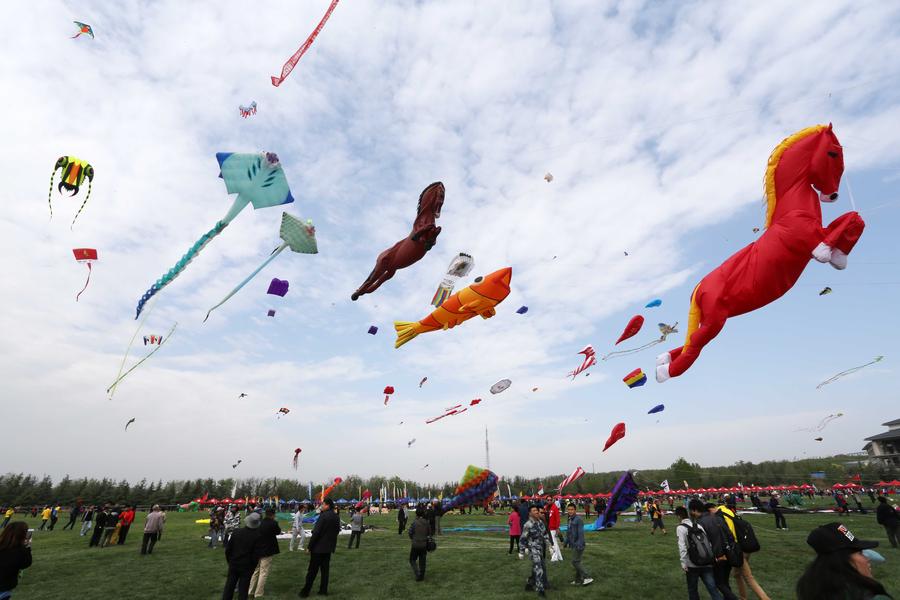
[
  {"xmin": 394, "ymin": 321, "xmax": 420, "ymax": 348},
  {"xmin": 683, "ymin": 284, "xmax": 702, "ymax": 348}
]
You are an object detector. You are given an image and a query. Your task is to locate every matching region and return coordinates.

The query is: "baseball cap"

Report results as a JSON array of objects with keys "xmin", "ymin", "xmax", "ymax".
[
  {"xmin": 807, "ymin": 523, "xmax": 878, "ymax": 554},
  {"xmin": 244, "ymin": 513, "xmax": 261, "ymax": 529}
]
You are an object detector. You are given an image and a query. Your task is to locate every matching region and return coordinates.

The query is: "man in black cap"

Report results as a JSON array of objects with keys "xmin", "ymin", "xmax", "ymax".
[
  {"xmin": 223, "ymin": 513, "xmax": 262, "ymax": 600},
  {"xmin": 299, "ymin": 498, "xmax": 341, "ymax": 598}
]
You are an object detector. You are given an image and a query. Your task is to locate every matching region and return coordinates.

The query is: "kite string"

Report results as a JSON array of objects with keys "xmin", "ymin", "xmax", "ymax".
[
  {"xmin": 844, "ymin": 172, "xmax": 858, "ymax": 212},
  {"xmin": 109, "ymin": 297, "xmax": 158, "ymax": 399},
  {"xmin": 106, "ymin": 322, "xmax": 178, "ymax": 394}
]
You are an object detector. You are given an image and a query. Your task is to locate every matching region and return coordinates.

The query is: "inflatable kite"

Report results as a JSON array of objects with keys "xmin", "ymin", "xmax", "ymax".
[
  {"xmin": 568, "ymin": 345, "xmax": 596, "ymax": 378},
  {"xmin": 431, "ymin": 252, "xmax": 474, "ymax": 307},
  {"xmin": 623, "ymin": 368, "xmax": 647, "ymax": 388},
  {"xmin": 320, "ymin": 477, "xmax": 343, "ymax": 501},
  {"xmin": 602, "ymin": 322, "xmax": 679, "ymax": 361},
  {"xmin": 239, "ymin": 101, "xmax": 257, "ymax": 118},
  {"xmin": 72, "ymin": 21, "xmax": 93, "ymax": 39},
  {"xmin": 124, "ymin": 418, "xmax": 135, "ymax": 431},
  {"xmin": 616, "ymin": 315, "xmax": 645, "ymax": 345},
  {"xmin": 657, "ymin": 125, "xmax": 865, "ymax": 383},
  {"xmin": 648, "ymin": 404, "xmax": 665, "ymax": 414},
  {"xmin": 204, "ymin": 213, "xmax": 317, "ymax": 321},
  {"xmin": 383, "ymin": 386, "xmax": 394, "ymax": 405},
  {"xmin": 516, "ymin": 306, "xmax": 528, "ymax": 314},
  {"xmin": 645, "ymin": 299, "xmax": 662, "ymax": 308},
  {"xmin": 558, "ymin": 466, "xmax": 586, "ymax": 493},
  {"xmin": 394, "ymin": 266, "xmax": 512, "ymax": 348},
  {"xmin": 352, "ymin": 182, "xmax": 444, "ymax": 301},
  {"xmin": 106, "ymin": 322, "xmax": 177, "ymax": 397},
  {"xmin": 49, "ymin": 157, "xmax": 94, "ymax": 228},
  {"xmin": 292, "ymin": 448, "xmax": 302, "ymax": 470},
  {"xmin": 819, "ymin": 286, "xmax": 833, "ymax": 296},
  {"xmin": 490, "ymin": 379, "xmax": 511, "ymax": 394},
  {"xmin": 589, "ymin": 471, "xmax": 639, "ymax": 530},
  {"xmin": 419, "ymin": 377, "xmax": 427, "ymax": 387},
  {"xmin": 814, "ymin": 437, "xmax": 824, "ymax": 442},
  {"xmin": 72, "ymin": 248, "xmax": 97, "ymax": 301},
  {"xmin": 603, "ymin": 422, "xmax": 626, "ymax": 451},
  {"xmin": 135, "ymin": 152, "xmax": 294, "ymax": 319},
  {"xmin": 271, "ymin": 0, "xmax": 340, "ymax": 87},
  {"xmin": 817, "ymin": 357, "xmax": 883, "ymax": 389},
  {"xmin": 443, "ymin": 465, "xmax": 498, "ymax": 510},
  {"xmin": 368, "ymin": 326, "xmax": 378, "ymax": 335}
]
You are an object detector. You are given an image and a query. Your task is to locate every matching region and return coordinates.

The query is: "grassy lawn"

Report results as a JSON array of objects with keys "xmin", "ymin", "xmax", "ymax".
[{"xmin": 11, "ymin": 507, "xmax": 899, "ymax": 599}]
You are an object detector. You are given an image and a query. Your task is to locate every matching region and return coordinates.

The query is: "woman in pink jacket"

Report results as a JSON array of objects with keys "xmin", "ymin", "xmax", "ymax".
[{"xmin": 507, "ymin": 504, "xmax": 522, "ymax": 555}]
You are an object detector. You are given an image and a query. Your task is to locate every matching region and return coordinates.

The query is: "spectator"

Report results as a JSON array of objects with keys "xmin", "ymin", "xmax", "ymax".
[
  {"xmin": 100, "ymin": 506, "xmax": 119, "ymax": 547},
  {"xmin": 248, "ymin": 508, "xmax": 281, "ymax": 598},
  {"xmin": 289, "ymin": 508, "xmax": 307, "ymax": 552},
  {"xmin": 347, "ymin": 508, "xmax": 363, "ymax": 549},
  {"xmin": 223, "ymin": 506, "xmax": 241, "ymax": 548},
  {"xmin": 564, "ymin": 503, "xmax": 593, "ymax": 586},
  {"xmin": 769, "ymin": 494, "xmax": 787, "ymax": 530},
  {"xmin": 521, "ymin": 504, "xmax": 550, "ymax": 597},
  {"xmin": 425, "ymin": 503, "xmax": 436, "ymax": 535},
  {"xmin": 62, "ymin": 504, "xmax": 81, "ymax": 531},
  {"xmin": 1, "ymin": 508, "xmax": 13, "ymax": 529},
  {"xmin": 797, "ymin": 522, "xmax": 892, "ymax": 600},
  {"xmin": 432, "ymin": 500, "xmax": 444, "ymax": 535},
  {"xmin": 117, "ymin": 506, "xmax": 136, "ymax": 545},
  {"xmin": 397, "ymin": 503, "xmax": 408, "ymax": 536},
  {"xmin": 0, "ymin": 522, "xmax": 33, "ymax": 598},
  {"xmin": 876, "ymin": 496, "xmax": 899, "ymax": 549},
  {"xmin": 699, "ymin": 502, "xmax": 740, "ymax": 600},
  {"xmin": 676, "ymin": 503, "xmax": 722, "ymax": 600},
  {"xmin": 89, "ymin": 505, "xmax": 109, "ymax": 547},
  {"xmin": 209, "ymin": 507, "xmax": 225, "ymax": 549},
  {"xmin": 79, "ymin": 506, "xmax": 94, "ymax": 537},
  {"xmin": 47, "ymin": 505, "xmax": 60, "ymax": 531},
  {"xmin": 222, "ymin": 513, "xmax": 261, "ymax": 600},
  {"xmin": 507, "ymin": 504, "xmax": 521, "ymax": 555},
  {"xmin": 299, "ymin": 498, "xmax": 340, "ymax": 598},
  {"xmin": 141, "ymin": 505, "xmax": 165, "ymax": 555},
  {"xmin": 547, "ymin": 500, "xmax": 563, "ymax": 562},
  {"xmin": 38, "ymin": 507, "xmax": 50, "ymax": 531},
  {"xmin": 650, "ymin": 499, "xmax": 668, "ymax": 535},
  {"xmin": 407, "ymin": 505, "xmax": 431, "ymax": 582}
]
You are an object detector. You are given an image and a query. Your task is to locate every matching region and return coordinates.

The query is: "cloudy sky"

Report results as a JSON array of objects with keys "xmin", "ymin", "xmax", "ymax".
[{"xmin": 2, "ymin": 0, "xmax": 899, "ymax": 487}]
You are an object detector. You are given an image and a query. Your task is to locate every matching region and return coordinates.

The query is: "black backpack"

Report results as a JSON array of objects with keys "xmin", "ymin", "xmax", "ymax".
[
  {"xmin": 678, "ymin": 522, "xmax": 714, "ymax": 566},
  {"xmin": 724, "ymin": 512, "xmax": 760, "ymax": 554}
]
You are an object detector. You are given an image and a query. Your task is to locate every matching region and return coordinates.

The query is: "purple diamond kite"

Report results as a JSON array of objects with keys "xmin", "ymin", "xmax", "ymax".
[
  {"xmin": 267, "ymin": 309, "xmax": 276, "ymax": 317},
  {"xmin": 368, "ymin": 326, "xmax": 378, "ymax": 335},
  {"xmin": 267, "ymin": 278, "xmax": 289, "ymax": 297}
]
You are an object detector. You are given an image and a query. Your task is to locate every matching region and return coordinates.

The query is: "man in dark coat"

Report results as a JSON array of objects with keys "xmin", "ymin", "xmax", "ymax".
[
  {"xmin": 876, "ymin": 496, "xmax": 899, "ymax": 548},
  {"xmin": 698, "ymin": 503, "xmax": 739, "ymax": 600},
  {"xmin": 222, "ymin": 513, "xmax": 261, "ymax": 600},
  {"xmin": 89, "ymin": 505, "xmax": 109, "ymax": 547},
  {"xmin": 299, "ymin": 498, "xmax": 341, "ymax": 598},
  {"xmin": 248, "ymin": 508, "xmax": 281, "ymax": 597}
]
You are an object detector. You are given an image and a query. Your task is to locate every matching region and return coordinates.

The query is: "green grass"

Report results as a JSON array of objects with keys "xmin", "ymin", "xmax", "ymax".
[{"xmin": 11, "ymin": 508, "xmax": 899, "ymax": 599}]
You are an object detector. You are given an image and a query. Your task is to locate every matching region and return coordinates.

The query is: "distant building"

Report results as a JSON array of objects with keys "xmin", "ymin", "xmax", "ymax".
[{"xmin": 863, "ymin": 418, "xmax": 900, "ymax": 466}]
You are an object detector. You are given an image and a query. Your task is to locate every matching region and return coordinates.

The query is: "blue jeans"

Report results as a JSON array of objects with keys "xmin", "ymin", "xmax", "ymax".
[{"xmin": 686, "ymin": 567, "xmax": 723, "ymax": 600}]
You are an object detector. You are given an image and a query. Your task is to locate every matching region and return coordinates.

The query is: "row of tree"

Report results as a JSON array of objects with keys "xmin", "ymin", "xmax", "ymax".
[{"xmin": 0, "ymin": 454, "xmax": 894, "ymax": 507}]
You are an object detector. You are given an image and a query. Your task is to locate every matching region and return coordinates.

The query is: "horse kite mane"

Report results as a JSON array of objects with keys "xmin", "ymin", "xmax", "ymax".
[{"xmin": 764, "ymin": 124, "xmax": 828, "ymax": 228}]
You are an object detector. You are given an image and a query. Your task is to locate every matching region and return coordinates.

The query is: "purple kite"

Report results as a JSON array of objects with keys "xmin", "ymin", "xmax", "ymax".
[{"xmin": 268, "ymin": 278, "xmax": 289, "ymax": 296}]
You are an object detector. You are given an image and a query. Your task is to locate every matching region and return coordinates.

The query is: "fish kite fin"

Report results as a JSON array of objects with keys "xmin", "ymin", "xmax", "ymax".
[
  {"xmin": 394, "ymin": 321, "xmax": 420, "ymax": 348},
  {"xmin": 479, "ymin": 308, "xmax": 497, "ymax": 319}
]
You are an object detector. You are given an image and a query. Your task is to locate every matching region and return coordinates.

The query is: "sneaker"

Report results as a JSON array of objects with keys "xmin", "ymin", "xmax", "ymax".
[{"xmin": 583, "ymin": 578, "xmax": 594, "ymax": 586}]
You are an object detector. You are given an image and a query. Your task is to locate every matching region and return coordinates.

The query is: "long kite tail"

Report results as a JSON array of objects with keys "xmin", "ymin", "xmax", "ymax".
[
  {"xmin": 602, "ymin": 338, "xmax": 665, "ymax": 361},
  {"xmin": 70, "ymin": 180, "xmax": 91, "ymax": 229},
  {"xmin": 204, "ymin": 243, "xmax": 286, "ymax": 322},
  {"xmin": 106, "ymin": 322, "xmax": 177, "ymax": 394},
  {"xmin": 48, "ymin": 171, "xmax": 56, "ymax": 220},
  {"xmin": 271, "ymin": 0, "xmax": 340, "ymax": 87},
  {"xmin": 75, "ymin": 263, "xmax": 92, "ymax": 301},
  {"xmin": 135, "ymin": 221, "xmax": 227, "ymax": 319},
  {"xmin": 816, "ymin": 356, "xmax": 884, "ymax": 389}
]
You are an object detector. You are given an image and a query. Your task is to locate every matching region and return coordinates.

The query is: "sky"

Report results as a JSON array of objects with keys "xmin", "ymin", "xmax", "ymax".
[{"xmin": 1, "ymin": 0, "xmax": 899, "ymax": 487}]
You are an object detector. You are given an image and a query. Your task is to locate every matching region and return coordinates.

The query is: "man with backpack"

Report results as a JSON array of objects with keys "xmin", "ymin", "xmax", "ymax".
[
  {"xmin": 718, "ymin": 498, "xmax": 770, "ymax": 600},
  {"xmin": 676, "ymin": 503, "xmax": 722, "ymax": 600},
  {"xmin": 698, "ymin": 502, "xmax": 740, "ymax": 600}
]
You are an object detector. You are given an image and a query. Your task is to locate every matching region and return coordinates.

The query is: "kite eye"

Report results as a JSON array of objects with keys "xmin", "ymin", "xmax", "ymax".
[
  {"xmin": 474, "ymin": 276, "xmax": 483, "ymax": 283},
  {"xmin": 827, "ymin": 151, "xmax": 838, "ymax": 158}
]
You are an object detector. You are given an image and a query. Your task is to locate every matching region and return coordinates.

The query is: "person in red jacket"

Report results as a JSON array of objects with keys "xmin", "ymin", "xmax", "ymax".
[
  {"xmin": 117, "ymin": 506, "xmax": 136, "ymax": 545},
  {"xmin": 507, "ymin": 504, "xmax": 522, "ymax": 555},
  {"xmin": 547, "ymin": 501, "xmax": 563, "ymax": 562}
]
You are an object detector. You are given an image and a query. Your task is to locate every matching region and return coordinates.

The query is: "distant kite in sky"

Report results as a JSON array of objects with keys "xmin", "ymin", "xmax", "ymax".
[
  {"xmin": 106, "ymin": 322, "xmax": 177, "ymax": 398},
  {"xmin": 136, "ymin": 152, "xmax": 294, "ymax": 319},
  {"xmin": 277, "ymin": 407, "xmax": 290, "ymax": 419},
  {"xmin": 72, "ymin": 21, "xmax": 93, "ymax": 39},
  {"xmin": 204, "ymin": 214, "xmax": 317, "ymax": 321},
  {"xmin": 568, "ymin": 345, "xmax": 596, "ymax": 379},
  {"xmin": 516, "ymin": 306, "xmax": 528, "ymax": 314},
  {"xmin": 490, "ymin": 379, "xmax": 511, "ymax": 394},
  {"xmin": 407, "ymin": 438, "xmax": 416, "ymax": 448},
  {"xmin": 616, "ymin": 315, "xmax": 645, "ymax": 345},
  {"xmin": 752, "ymin": 227, "xmax": 760, "ymax": 233},
  {"xmin": 383, "ymin": 386, "xmax": 394, "ymax": 405},
  {"xmin": 267, "ymin": 309, "xmax": 276, "ymax": 317},
  {"xmin": 419, "ymin": 377, "xmax": 427, "ymax": 388},
  {"xmin": 124, "ymin": 418, "xmax": 135, "ymax": 431},
  {"xmin": 142, "ymin": 335, "xmax": 164, "ymax": 346},
  {"xmin": 422, "ymin": 464, "xmax": 430, "ymax": 469},
  {"xmin": 238, "ymin": 393, "xmax": 248, "ymax": 399},
  {"xmin": 50, "ymin": 157, "xmax": 94, "ymax": 228},
  {"xmin": 293, "ymin": 448, "xmax": 302, "ymax": 470},
  {"xmin": 532, "ymin": 387, "xmax": 539, "ymax": 392},
  {"xmin": 72, "ymin": 248, "xmax": 98, "ymax": 301},
  {"xmin": 648, "ymin": 404, "xmax": 665, "ymax": 414},
  {"xmin": 819, "ymin": 286, "xmax": 832, "ymax": 296},
  {"xmin": 797, "ymin": 413, "xmax": 845, "ymax": 433},
  {"xmin": 394, "ymin": 267, "xmax": 512, "ymax": 348},
  {"xmin": 232, "ymin": 459, "xmax": 242, "ymax": 469},
  {"xmin": 239, "ymin": 101, "xmax": 257, "ymax": 118},
  {"xmin": 814, "ymin": 437, "xmax": 823, "ymax": 442},
  {"xmin": 368, "ymin": 326, "xmax": 378, "ymax": 335},
  {"xmin": 645, "ymin": 299, "xmax": 662, "ymax": 308},
  {"xmin": 353, "ymin": 182, "xmax": 444, "ymax": 301},
  {"xmin": 817, "ymin": 357, "xmax": 883, "ymax": 389},
  {"xmin": 470, "ymin": 398, "xmax": 482, "ymax": 406},
  {"xmin": 432, "ymin": 253, "xmax": 474, "ymax": 307},
  {"xmin": 271, "ymin": 0, "xmax": 341, "ymax": 87},
  {"xmin": 623, "ymin": 368, "xmax": 647, "ymax": 388},
  {"xmin": 603, "ymin": 422, "xmax": 626, "ymax": 452},
  {"xmin": 544, "ymin": 173, "xmax": 553, "ymax": 182},
  {"xmin": 426, "ymin": 399, "xmax": 480, "ymax": 424},
  {"xmin": 320, "ymin": 476, "xmax": 343, "ymax": 501},
  {"xmin": 602, "ymin": 322, "xmax": 679, "ymax": 360}
]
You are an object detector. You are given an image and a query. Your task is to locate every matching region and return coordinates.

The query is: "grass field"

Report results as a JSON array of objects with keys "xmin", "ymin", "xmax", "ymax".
[{"xmin": 10, "ymin": 507, "xmax": 899, "ymax": 599}]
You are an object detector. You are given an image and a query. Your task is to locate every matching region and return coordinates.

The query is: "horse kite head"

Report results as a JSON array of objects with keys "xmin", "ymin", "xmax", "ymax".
[{"xmin": 415, "ymin": 181, "xmax": 444, "ymax": 224}]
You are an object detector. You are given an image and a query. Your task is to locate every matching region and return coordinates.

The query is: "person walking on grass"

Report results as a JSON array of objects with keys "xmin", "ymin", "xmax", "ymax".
[
  {"xmin": 407, "ymin": 505, "xmax": 431, "ymax": 582},
  {"xmin": 47, "ymin": 505, "xmax": 60, "ymax": 531},
  {"xmin": 289, "ymin": 508, "xmax": 307, "ymax": 552},
  {"xmin": 508, "ymin": 503, "xmax": 522, "ymax": 555},
  {"xmin": 38, "ymin": 507, "xmax": 50, "ymax": 531},
  {"xmin": 676, "ymin": 503, "xmax": 722, "ymax": 600},
  {"xmin": 397, "ymin": 503, "xmax": 408, "ymax": 536},
  {"xmin": 521, "ymin": 504, "xmax": 550, "ymax": 597},
  {"xmin": 347, "ymin": 508, "xmax": 363, "ymax": 549},
  {"xmin": 100, "ymin": 506, "xmax": 119, "ymax": 547},
  {"xmin": 876, "ymin": 496, "xmax": 899, "ymax": 549},
  {"xmin": 299, "ymin": 498, "xmax": 340, "ymax": 598},
  {"xmin": 797, "ymin": 522, "xmax": 893, "ymax": 600},
  {"xmin": 650, "ymin": 499, "xmax": 668, "ymax": 535},
  {"xmin": 718, "ymin": 497, "xmax": 770, "ymax": 600},
  {"xmin": 222, "ymin": 512, "xmax": 261, "ymax": 600},
  {"xmin": 247, "ymin": 508, "xmax": 281, "ymax": 598},
  {"xmin": 141, "ymin": 505, "xmax": 165, "ymax": 555},
  {"xmin": 564, "ymin": 503, "xmax": 593, "ymax": 587},
  {"xmin": 89, "ymin": 505, "xmax": 108, "ymax": 547},
  {"xmin": 699, "ymin": 503, "xmax": 740, "ymax": 600},
  {"xmin": 433, "ymin": 500, "xmax": 444, "ymax": 535},
  {"xmin": 209, "ymin": 507, "xmax": 225, "ymax": 549},
  {"xmin": 0, "ymin": 522, "xmax": 33, "ymax": 599},
  {"xmin": 117, "ymin": 506, "xmax": 135, "ymax": 545},
  {"xmin": 79, "ymin": 506, "xmax": 94, "ymax": 537},
  {"xmin": 1, "ymin": 508, "xmax": 13, "ymax": 529},
  {"xmin": 62, "ymin": 504, "xmax": 81, "ymax": 531},
  {"xmin": 768, "ymin": 494, "xmax": 787, "ymax": 530}
]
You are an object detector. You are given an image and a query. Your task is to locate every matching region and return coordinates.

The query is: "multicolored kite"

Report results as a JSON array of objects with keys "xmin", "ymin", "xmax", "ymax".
[
  {"xmin": 136, "ymin": 152, "xmax": 294, "ymax": 319},
  {"xmin": 589, "ymin": 471, "xmax": 639, "ymax": 530},
  {"xmin": 657, "ymin": 125, "xmax": 864, "ymax": 383},
  {"xmin": 239, "ymin": 101, "xmax": 257, "ymax": 118},
  {"xmin": 623, "ymin": 368, "xmax": 647, "ymax": 388},
  {"xmin": 72, "ymin": 248, "xmax": 97, "ymax": 301},
  {"xmin": 271, "ymin": 0, "xmax": 341, "ymax": 87},
  {"xmin": 50, "ymin": 157, "xmax": 94, "ymax": 228},
  {"xmin": 557, "ymin": 466, "xmax": 585, "ymax": 493},
  {"xmin": 72, "ymin": 21, "xmax": 93, "ymax": 39},
  {"xmin": 431, "ymin": 253, "xmax": 474, "ymax": 307},
  {"xmin": 277, "ymin": 407, "xmax": 290, "ymax": 419},
  {"xmin": 142, "ymin": 335, "xmax": 164, "ymax": 345},
  {"xmin": 444, "ymin": 465, "xmax": 498, "ymax": 510}
]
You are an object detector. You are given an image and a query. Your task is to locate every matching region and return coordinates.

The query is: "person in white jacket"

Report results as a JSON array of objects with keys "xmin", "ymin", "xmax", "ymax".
[{"xmin": 289, "ymin": 508, "xmax": 308, "ymax": 551}]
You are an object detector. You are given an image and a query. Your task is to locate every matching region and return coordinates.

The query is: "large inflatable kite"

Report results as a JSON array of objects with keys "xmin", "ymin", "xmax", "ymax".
[
  {"xmin": 135, "ymin": 152, "xmax": 294, "ymax": 319},
  {"xmin": 603, "ymin": 422, "xmax": 626, "ymax": 451},
  {"xmin": 352, "ymin": 182, "xmax": 444, "ymax": 301},
  {"xmin": 394, "ymin": 267, "xmax": 511, "ymax": 348},
  {"xmin": 49, "ymin": 156, "xmax": 94, "ymax": 228},
  {"xmin": 657, "ymin": 125, "xmax": 865, "ymax": 383},
  {"xmin": 589, "ymin": 471, "xmax": 639, "ymax": 530},
  {"xmin": 443, "ymin": 465, "xmax": 498, "ymax": 511},
  {"xmin": 616, "ymin": 316, "xmax": 644, "ymax": 344}
]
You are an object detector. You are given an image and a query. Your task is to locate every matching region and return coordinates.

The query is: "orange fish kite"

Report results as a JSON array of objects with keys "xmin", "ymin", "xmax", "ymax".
[{"xmin": 394, "ymin": 267, "xmax": 512, "ymax": 348}]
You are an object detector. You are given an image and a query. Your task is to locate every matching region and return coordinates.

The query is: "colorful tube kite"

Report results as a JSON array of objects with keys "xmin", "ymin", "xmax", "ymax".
[
  {"xmin": 239, "ymin": 101, "xmax": 257, "ymax": 118},
  {"xmin": 432, "ymin": 253, "xmax": 474, "ymax": 307},
  {"xmin": 271, "ymin": 0, "xmax": 341, "ymax": 87},
  {"xmin": 292, "ymin": 448, "xmax": 302, "ymax": 470},
  {"xmin": 616, "ymin": 315, "xmax": 644, "ymax": 345},
  {"xmin": 394, "ymin": 267, "xmax": 511, "ymax": 348},
  {"xmin": 623, "ymin": 368, "xmax": 647, "ymax": 388},
  {"xmin": 50, "ymin": 157, "xmax": 94, "ymax": 228},
  {"xmin": 444, "ymin": 465, "xmax": 498, "ymax": 511},
  {"xmin": 558, "ymin": 466, "xmax": 585, "ymax": 493},
  {"xmin": 320, "ymin": 477, "xmax": 343, "ymax": 502},
  {"xmin": 657, "ymin": 125, "xmax": 865, "ymax": 383},
  {"xmin": 603, "ymin": 422, "xmax": 626, "ymax": 451}
]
